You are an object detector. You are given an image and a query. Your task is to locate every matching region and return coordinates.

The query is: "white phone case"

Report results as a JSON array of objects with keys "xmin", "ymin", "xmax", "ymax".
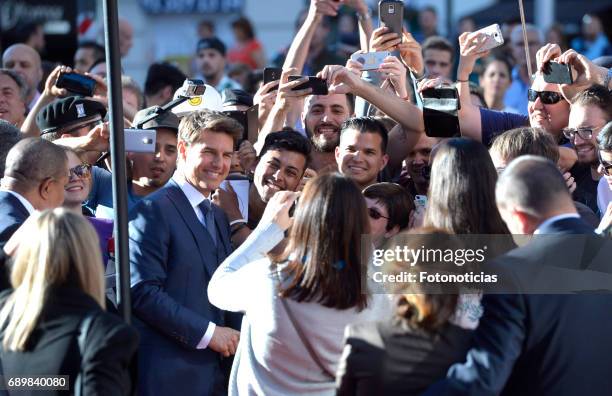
[
  {"xmin": 474, "ymin": 24, "xmax": 504, "ymax": 53},
  {"xmin": 350, "ymin": 51, "xmax": 391, "ymax": 71}
]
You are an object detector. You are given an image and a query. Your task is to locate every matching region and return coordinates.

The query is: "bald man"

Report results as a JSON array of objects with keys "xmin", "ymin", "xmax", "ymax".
[
  {"xmin": 118, "ymin": 19, "xmax": 134, "ymax": 58},
  {"xmin": 2, "ymin": 44, "xmax": 43, "ymax": 111}
]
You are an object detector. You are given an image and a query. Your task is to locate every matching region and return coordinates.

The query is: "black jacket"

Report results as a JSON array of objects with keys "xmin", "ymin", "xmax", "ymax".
[
  {"xmin": 336, "ymin": 320, "xmax": 473, "ymax": 396},
  {"xmin": 0, "ymin": 286, "xmax": 139, "ymax": 395},
  {"xmin": 427, "ymin": 217, "xmax": 612, "ymax": 395}
]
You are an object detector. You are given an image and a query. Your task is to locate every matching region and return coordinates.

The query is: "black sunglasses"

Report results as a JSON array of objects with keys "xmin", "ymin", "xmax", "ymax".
[
  {"xmin": 368, "ymin": 207, "xmax": 390, "ymax": 220},
  {"xmin": 69, "ymin": 163, "xmax": 92, "ymax": 179},
  {"xmin": 527, "ymin": 89, "xmax": 562, "ymax": 105},
  {"xmin": 599, "ymin": 152, "xmax": 612, "ymax": 176}
]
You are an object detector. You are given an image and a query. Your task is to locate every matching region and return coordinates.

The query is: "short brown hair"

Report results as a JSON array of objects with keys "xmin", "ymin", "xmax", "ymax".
[
  {"xmin": 490, "ymin": 127, "xmax": 559, "ymax": 164},
  {"xmin": 363, "ymin": 182, "xmax": 414, "ymax": 232},
  {"xmin": 178, "ymin": 110, "xmax": 243, "ymax": 146},
  {"xmin": 422, "ymin": 36, "xmax": 454, "ymax": 62},
  {"xmin": 570, "ymin": 84, "xmax": 612, "ymax": 121}
]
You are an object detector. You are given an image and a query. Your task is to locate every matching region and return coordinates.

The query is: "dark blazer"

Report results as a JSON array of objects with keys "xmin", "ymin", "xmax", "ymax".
[
  {"xmin": 427, "ymin": 217, "xmax": 612, "ymax": 396},
  {"xmin": 0, "ymin": 286, "xmax": 139, "ymax": 396},
  {"xmin": 129, "ymin": 179, "xmax": 237, "ymax": 396},
  {"xmin": 336, "ymin": 320, "xmax": 473, "ymax": 396},
  {"xmin": 0, "ymin": 191, "xmax": 30, "ymax": 292}
]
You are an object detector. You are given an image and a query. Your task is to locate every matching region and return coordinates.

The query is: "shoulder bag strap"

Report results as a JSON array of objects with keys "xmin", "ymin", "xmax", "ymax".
[
  {"xmin": 274, "ymin": 269, "xmax": 335, "ymax": 380},
  {"xmin": 75, "ymin": 313, "xmax": 98, "ymax": 396}
]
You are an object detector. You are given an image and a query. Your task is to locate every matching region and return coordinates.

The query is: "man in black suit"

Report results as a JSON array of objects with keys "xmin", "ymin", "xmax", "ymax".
[
  {"xmin": 0, "ymin": 138, "xmax": 68, "ymax": 289},
  {"xmin": 428, "ymin": 156, "xmax": 612, "ymax": 395}
]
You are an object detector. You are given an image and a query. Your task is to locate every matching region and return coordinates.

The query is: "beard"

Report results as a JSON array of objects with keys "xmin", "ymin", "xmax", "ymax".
[{"xmin": 306, "ymin": 123, "xmax": 340, "ymax": 153}]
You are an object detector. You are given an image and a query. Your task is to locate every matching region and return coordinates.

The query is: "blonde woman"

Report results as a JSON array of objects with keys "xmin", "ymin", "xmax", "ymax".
[{"xmin": 0, "ymin": 209, "xmax": 138, "ymax": 395}]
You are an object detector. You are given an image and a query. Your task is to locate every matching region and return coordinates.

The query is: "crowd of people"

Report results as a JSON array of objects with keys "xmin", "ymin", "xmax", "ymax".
[{"xmin": 0, "ymin": 0, "xmax": 611, "ymax": 395}]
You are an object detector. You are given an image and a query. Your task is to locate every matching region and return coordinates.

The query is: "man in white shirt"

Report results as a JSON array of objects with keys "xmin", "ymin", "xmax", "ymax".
[{"xmin": 2, "ymin": 44, "xmax": 43, "ymax": 112}]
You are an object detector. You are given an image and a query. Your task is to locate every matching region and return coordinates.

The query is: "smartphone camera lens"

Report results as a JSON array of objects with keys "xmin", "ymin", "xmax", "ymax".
[
  {"xmin": 357, "ymin": 57, "xmax": 366, "ymax": 64},
  {"xmin": 389, "ymin": 5, "xmax": 395, "ymax": 13}
]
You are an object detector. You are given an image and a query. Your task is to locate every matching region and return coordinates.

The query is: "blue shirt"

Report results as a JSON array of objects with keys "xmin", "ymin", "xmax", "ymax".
[
  {"xmin": 479, "ymin": 108, "xmax": 529, "ymax": 146},
  {"xmin": 85, "ymin": 166, "xmax": 144, "ymax": 219},
  {"xmin": 503, "ymin": 67, "xmax": 530, "ymax": 116}
]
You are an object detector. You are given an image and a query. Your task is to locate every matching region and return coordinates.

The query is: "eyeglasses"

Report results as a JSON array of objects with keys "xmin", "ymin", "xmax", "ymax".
[
  {"xmin": 562, "ymin": 127, "xmax": 595, "ymax": 141},
  {"xmin": 527, "ymin": 89, "xmax": 562, "ymax": 105},
  {"xmin": 599, "ymin": 152, "xmax": 612, "ymax": 176},
  {"xmin": 69, "ymin": 164, "xmax": 92, "ymax": 179},
  {"xmin": 368, "ymin": 207, "xmax": 390, "ymax": 220},
  {"xmin": 63, "ymin": 119, "xmax": 103, "ymax": 136}
]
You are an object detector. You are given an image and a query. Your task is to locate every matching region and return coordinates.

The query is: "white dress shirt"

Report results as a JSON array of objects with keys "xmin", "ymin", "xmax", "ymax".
[{"xmin": 173, "ymin": 176, "xmax": 216, "ymax": 349}]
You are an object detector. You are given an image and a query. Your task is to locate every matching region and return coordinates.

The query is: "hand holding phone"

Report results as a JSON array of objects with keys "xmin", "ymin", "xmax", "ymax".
[
  {"xmin": 288, "ymin": 76, "xmax": 328, "ymax": 95},
  {"xmin": 350, "ymin": 51, "xmax": 391, "ymax": 71},
  {"xmin": 56, "ymin": 72, "xmax": 97, "ymax": 97},
  {"xmin": 263, "ymin": 67, "xmax": 282, "ymax": 91},
  {"xmin": 471, "ymin": 24, "xmax": 504, "ymax": 54},
  {"xmin": 378, "ymin": 0, "xmax": 404, "ymax": 37}
]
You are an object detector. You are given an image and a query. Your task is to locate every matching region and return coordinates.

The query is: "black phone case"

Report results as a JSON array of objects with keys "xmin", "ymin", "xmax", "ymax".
[
  {"xmin": 288, "ymin": 76, "xmax": 328, "ymax": 95},
  {"xmin": 379, "ymin": 0, "xmax": 404, "ymax": 37},
  {"xmin": 421, "ymin": 88, "xmax": 461, "ymax": 138},
  {"xmin": 543, "ymin": 62, "xmax": 573, "ymax": 85},
  {"xmin": 56, "ymin": 73, "xmax": 96, "ymax": 97},
  {"xmin": 263, "ymin": 67, "xmax": 282, "ymax": 91}
]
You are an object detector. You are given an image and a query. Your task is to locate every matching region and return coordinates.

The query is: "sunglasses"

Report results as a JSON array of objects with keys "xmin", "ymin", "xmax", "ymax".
[
  {"xmin": 562, "ymin": 127, "xmax": 597, "ymax": 141},
  {"xmin": 527, "ymin": 89, "xmax": 562, "ymax": 105},
  {"xmin": 69, "ymin": 164, "xmax": 92, "ymax": 179},
  {"xmin": 368, "ymin": 207, "xmax": 390, "ymax": 220},
  {"xmin": 64, "ymin": 119, "xmax": 103, "ymax": 136},
  {"xmin": 599, "ymin": 152, "xmax": 612, "ymax": 176}
]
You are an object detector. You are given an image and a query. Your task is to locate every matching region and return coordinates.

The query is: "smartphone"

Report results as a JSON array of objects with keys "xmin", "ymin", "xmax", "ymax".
[
  {"xmin": 263, "ymin": 67, "xmax": 282, "ymax": 91},
  {"xmin": 125, "ymin": 129, "xmax": 156, "ymax": 153},
  {"xmin": 378, "ymin": 0, "xmax": 404, "ymax": 37},
  {"xmin": 421, "ymin": 87, "xmax": 461, "ymax": 138},
  {"xmin": 223, "ymin": 104, "xmax": 259, "ymax": 143},
  {"xmin": 543, "ymin": 61, "xmax": 573, "ymax": 85},
  {"xmin": 288, "ymin": 76, "xmax": 328, "ymax": 95},
  {"xmin": 350, "ymin": 51, "xmax": 391, "ymax": 71},
  {"xmin": 414, "ymin": 195, "xmax": 428, "ymax": 210},
  {"xmin": 56, "ymin": 72, "xmax": 97, "ymax": 97},
  {"xmin": 473, "ymin": 23, "xmax": 504, "ymax": 53}
]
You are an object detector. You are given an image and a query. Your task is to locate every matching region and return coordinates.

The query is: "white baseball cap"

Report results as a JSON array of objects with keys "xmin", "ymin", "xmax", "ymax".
[{"xmin": 171, "ymin": 84, "xmax": 223, "ymax": 117}]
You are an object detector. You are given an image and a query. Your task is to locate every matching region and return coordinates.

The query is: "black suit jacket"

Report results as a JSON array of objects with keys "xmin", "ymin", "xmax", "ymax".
[
  {"xmin": 337, "ymin": 321, "xmax": 473, "ymax": 396},
  {"xmin": 0, "ymin": 191, "xmax": 30, "ymax": 292},
  {"xmin": 0, "ymin": 286, "xmax": 139, "ymax": 396},
  {"xmin": 427, "ymin": 217, "xmax": 612, "ymax": 396}
]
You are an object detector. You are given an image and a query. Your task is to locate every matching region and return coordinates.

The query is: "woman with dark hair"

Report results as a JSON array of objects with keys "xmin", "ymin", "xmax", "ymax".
[
  {"xmin": 424, "ymin": 138, "xmax": 510, "ymax": 235},
  {"xmin": 227, "ymin": 16, "xmax": 266, "ymax": 70},
  {"xmin": 209, "ymin": 173, "xmax": 389, "ymax": 395},
  {"xmin": 478, "ymin": 56, "xmax": 517, "ymax": 113},
  {"xmin": 336, "ymin": 228, "xmax": 475, "ymax": 395}
]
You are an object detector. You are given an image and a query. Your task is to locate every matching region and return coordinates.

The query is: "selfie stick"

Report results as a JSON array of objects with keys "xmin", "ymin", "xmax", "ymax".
[
  {"xmin": 518, "ymin": 0, "xmax": 534, "ymax": 83},
  {"xmin": 135, "ymin": 79, "xmax": 206, "ymax": 129}
]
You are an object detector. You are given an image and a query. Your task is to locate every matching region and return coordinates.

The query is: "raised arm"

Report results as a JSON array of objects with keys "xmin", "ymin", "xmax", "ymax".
[
  {"xmin": 455, "ymin": 31, "xmax": 491, "ymax": 141},
  {"xmin": 282, "ymin": 0, "xmax": 341, "ymax": 73},
  {"xmin": 20, "ymin": 65, "xmax": 69, "ymax": 138}
]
